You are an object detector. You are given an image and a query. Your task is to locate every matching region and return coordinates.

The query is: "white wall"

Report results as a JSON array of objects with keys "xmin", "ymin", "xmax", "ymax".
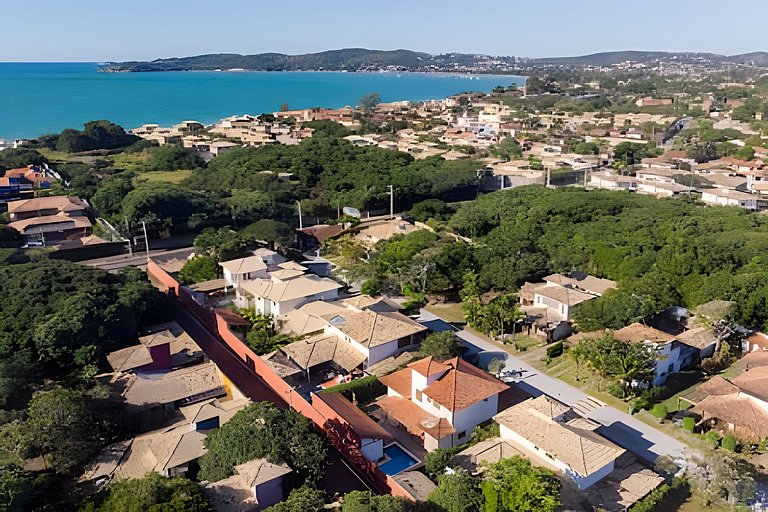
[{"xmin": 499, "ymin": 424, "xmax": 613, "ymax": 490}]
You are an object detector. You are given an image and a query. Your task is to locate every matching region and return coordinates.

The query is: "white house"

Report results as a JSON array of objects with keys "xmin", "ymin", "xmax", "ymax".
[
  {"xmin": 613, "ymin": 323, "xmax": 716, "ymax": 386},
  {"xmin": 494, "ymin": 396, "xmax": 625, "ymax": 490},
  {"xmin": 521, "ymin": 273, "xmax": 617, "ymax": 323},
  {"xmin": 219, "ymin": 256, "xmax": 270, "ymax": 287},
  {"xmin": 700, "ymin": 189, "xmax": 764, "ymax": 211},
  {"xmin": 589, "ymin": 173, "xmax": 637, "ymax": 191},
  {"xmin": 237, "ymin": 274, "xmax": 342, "ymax": 316},
  {"xmin": 378, "ymin": 357, "xmax": 509, "ymax": 451},
  {"xmin": 636, "ymin": 180, "xmax": 694, "ymax": 197},
  {"xmin": 322, "ymin": 308, "xmax": 427, "ymax": 367}
]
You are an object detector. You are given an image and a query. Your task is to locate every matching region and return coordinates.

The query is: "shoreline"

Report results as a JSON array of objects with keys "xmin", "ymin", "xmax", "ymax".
[{"xmin": 1, "ymin": 65, "xmax": 525, "ymax": 140}]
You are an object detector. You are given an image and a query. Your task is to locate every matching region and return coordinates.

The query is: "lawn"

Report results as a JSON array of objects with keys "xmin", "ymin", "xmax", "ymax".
[
  {"xmin": 111, "ymin": 150, "xmax": 149, "ymax": 171},
  {"xmin": 37, "ymin": 148, "xmax": 73, "ymax": 164},
  {"xmin": 133, "ymin": 169, "xmax": 192, "ymax": 184},
  {"xmin": 424, "ymin": 302, "xmax": 465, "ymax": 323}
]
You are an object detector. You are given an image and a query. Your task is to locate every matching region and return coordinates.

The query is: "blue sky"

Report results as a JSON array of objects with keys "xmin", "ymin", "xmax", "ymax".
[{"xmin": 3, "ymin": 0, "xmax": 767, "ymax": 61}]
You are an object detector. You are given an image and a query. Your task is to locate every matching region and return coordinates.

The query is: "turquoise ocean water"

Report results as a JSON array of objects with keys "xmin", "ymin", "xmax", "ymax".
[{"xmin": 0, "ymin": 62, "xmax": 524, "ymax": 140}]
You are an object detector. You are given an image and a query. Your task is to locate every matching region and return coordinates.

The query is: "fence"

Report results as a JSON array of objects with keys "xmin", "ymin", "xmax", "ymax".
[{"xmin": 149, "ymin": 259, "xmax": 412, "ymax": 498}]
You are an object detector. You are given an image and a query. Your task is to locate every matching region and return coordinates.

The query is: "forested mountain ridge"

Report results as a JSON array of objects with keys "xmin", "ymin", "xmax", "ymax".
[{"xmin": 100, "ymin": 48, "xmax": 768, "ymax": 72}]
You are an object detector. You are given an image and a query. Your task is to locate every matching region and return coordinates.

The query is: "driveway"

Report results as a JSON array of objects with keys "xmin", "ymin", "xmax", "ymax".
[{"xmin": 418, "ymin": 309, "xmax": 689, "ymax": 465}]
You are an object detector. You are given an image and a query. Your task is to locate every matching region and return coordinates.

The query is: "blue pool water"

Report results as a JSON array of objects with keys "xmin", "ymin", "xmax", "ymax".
[
  {"xmin": 378, "ymin": 443, "xmax": 418, "ymax": 476},
  {"xmin": 0, "ymin": 62, "xmax": 525, "ymax": 139}
]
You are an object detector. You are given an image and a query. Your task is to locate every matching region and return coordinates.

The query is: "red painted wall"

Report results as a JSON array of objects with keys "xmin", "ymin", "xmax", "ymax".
[{"xmin": 147, "ymin": 263, "xmax": 413, "ymax": 498}]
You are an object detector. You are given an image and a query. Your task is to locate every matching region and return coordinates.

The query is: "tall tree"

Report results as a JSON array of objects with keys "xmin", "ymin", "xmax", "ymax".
[{"xmin": 481, "ymin": 456, "xmax": 561, "ymax": 512}]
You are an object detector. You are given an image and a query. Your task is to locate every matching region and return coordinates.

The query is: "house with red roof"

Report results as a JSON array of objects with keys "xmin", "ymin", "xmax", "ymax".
[{"xmin": 376, "ymin": 356, "xmax": 516, "ymax": 451}]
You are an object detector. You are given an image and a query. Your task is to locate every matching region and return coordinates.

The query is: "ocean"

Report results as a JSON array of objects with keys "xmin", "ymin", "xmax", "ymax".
[{"xmin": 0, "ymin": 62, "xmax": 525, "ymax": 140}]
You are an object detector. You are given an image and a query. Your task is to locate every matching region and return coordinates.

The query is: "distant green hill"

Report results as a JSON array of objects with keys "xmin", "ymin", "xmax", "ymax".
[
  {"xmin": 100, "ymin": 48, "xmax": 768, "ymax": 72},
  {"xmin": 101, "ymin": 49, "xmax": 435, "ymax": 72}
]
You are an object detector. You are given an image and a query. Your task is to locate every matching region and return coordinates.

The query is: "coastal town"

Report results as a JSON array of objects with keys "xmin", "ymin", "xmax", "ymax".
[{"xmin": 6, "ymin": 42, "xmax": 768, "ymax": 512}]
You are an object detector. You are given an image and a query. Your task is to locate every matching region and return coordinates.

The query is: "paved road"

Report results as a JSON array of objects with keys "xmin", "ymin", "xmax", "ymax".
[{"xmin": 418, "ymin": 309, "xmax": 689, "ymax": 465}]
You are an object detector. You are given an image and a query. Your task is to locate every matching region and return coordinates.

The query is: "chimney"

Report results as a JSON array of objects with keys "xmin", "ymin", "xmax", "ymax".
[{"xmin": 139, "ymin": 331, "xmax": 174, "ymax": 370}]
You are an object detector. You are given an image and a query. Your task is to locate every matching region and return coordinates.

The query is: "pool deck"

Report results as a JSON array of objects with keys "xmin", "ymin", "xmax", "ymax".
[{"xmin": 377, "ymin": 420, "xmax": 427, "ymax": 462}]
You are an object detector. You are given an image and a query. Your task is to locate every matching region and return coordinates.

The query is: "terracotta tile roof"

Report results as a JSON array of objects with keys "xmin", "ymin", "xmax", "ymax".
[
  {"xmin": 543, "ymin": 274, "xmax": 617, "ymax": 296},
  {"xmin": 119, "ymin": 362, "xmax": 225, "ymax": 407},
  {"xmin": 732, "ymin": 366, "xmax": 768, "ymax": 403},
  {"xmin": 535, "ymin": 284, "xmax": 597, "ymax": 307},
  {"xmin": 313, "ymin": 392, "xmax": 392, "ymax": 441},
  {"xmin": 322, "ymin": 310, "xmax": 426, "ymax": 348},
  {"xmin": 379, "ymin": 367, "xmax": 413, "ymax": 399},
  {"xmin": 690, "ymin": 393, "xmax": 768, "ymax": 441},
  {"xmin": 376, "ymin": 395, "xmax": 455, "ymax": 439},
  {"xmin": 240, "ymin": 275, "xmax": 342, "ymax": 303},
  {"xmin": 219, "ymin": 255, "xmax": 267, "ymax": 274},
  {"xmin": 8, "ymin": 214, "xmax": 92, "ymax": 233},
  {"xmin": 408, "ymin": 356, "xmax": 451, "ymax": 377},
  {"xmin": 139, "ymin": 330, "xmax": 175, "ymax": 348},
  {"xmin": 7, "ymin": 195, "xmax": 85, "ymax": 214},
  {"xmin": 298, "ymin": 224, "xmax": 344, "ymax": 244},
  {"xmin": 612, "ymin": 323, "xmax": 674, "ymax": 344},
  {"xmin": 421, "ymin": 358, "xmax": 509, "ymax": 412},
  {"xmin": 495, "ymin": 396, "xmax": 625, "ymax": 478},
  {"xmin": 740, "ymin": 350, "xmax": 768, "ymax": 369},
  {"xmin": 279, "ymin": 333, "xmax": 366, "ymax": 372},
  {"xmin": 683, "ymin": 376, "xmax": 739, "ymax": 404},
  {"xmin": 675, "ymin": 327, "xmax": 717, "ymax": 350}
]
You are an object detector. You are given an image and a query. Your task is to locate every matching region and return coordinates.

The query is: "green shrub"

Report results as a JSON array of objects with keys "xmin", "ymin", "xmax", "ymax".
[
  {"xmin": 629, "ymin": 478, "xmax": 684, "ymax": 512},
  {"xmin": 721, "ymin": 434, "xmax": 738, "ymax": 452},
  {"xmin": 360, "ymin": 278, "xmax": 381, "ymax": 297},
  {"xmin": 319, "ymin": 375, "xmax": 385, "ymax": 404},
  {"xmin": 682, "ymin": 416, "xmax": 696, "ymax": 432},
  {"xmin": 631, "ymin": 397, "xmax": 649, "ymax": 414},
  {"xmin": 651, "ymin": 404, "xmax": 668, "ymax": 421},
  {"xmin": 546, "ymin": 341, "xmax": 563, "ymax": 358},
  {"xmin": 705, "ymin": 429, "xmax": 721, "ymax": 448}
]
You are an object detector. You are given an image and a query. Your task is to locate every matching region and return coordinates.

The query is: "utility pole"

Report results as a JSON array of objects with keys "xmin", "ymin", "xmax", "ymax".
[
  {"xmin": 546, "ymin": 167, "xmax": 551, "ymax": 187},
  {"xmin": 296, "ymin": 200, "xmax": 303, "ymax": 230},
  {"xmin": 142, "ymin": 221, "xmax": 150, "ymax": 259},
  {"xmin": 124, "ymin": 215, "xmax": 133, "ymax": 255},
  {"xmin": 388, "ymin": 185, "xmax": 394, "ymax": 218}
]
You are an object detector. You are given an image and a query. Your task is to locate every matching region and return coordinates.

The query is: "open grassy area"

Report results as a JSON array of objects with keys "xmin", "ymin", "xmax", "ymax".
[
  {"xmin": 133, "ymin": 169, "xmax": 192, "ymax": 184},
  {"xmin": 424, "ymin": 302, "xmax": 465, "ymax": 323},
  {"xmin": 37, "ymin": 148, "xmax": 73, "ymax": 164},
  {"xmin": 111, "ymin": 150, "xmax": 149, "ymax": 171}
]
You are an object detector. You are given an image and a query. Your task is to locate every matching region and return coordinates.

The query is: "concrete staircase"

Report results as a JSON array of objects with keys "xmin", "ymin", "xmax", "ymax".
[{"xmin": 572, "ymin": 396, "xmax": 605, "ymax": 417}]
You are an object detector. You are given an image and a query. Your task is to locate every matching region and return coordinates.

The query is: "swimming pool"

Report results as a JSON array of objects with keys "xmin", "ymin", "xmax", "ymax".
[{"xmin": 378, "ymin": 443, "xmax": 419, "ymax": 476}]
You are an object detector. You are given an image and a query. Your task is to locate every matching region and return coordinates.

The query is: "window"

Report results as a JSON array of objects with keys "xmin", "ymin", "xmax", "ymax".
[
  {"xmin": 398, "ymin": 337, "xmax": 410, "ymax": 349},
  {"xmin": 415, "ymin": 390, "xmax": 422, "ymax": 402},
  {"xmin": 457, "ymin": 431, "xmax": 467, "ymax": 440}
]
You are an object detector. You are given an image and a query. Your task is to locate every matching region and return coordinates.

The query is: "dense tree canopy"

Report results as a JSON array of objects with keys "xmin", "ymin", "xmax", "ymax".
[
  {"xmin": 53, "ymin": 120, "xmax": 140, "ymax": 153},
  {"xmin": 480, "ymin": 456, "xmax": 561, "ymax": 512},
  {"xmin": 448, "ymin": 186, "xmax": 768, "ymax": 329},
  {"xmin": 144, "ymin": 145, "xmax": 204, "ymax": 172},
  {"xmin": 0, "ymin": 148, "xmax": 47, "ymax": 173},
  {"xmin": 0, "ymin": 262, "xmax": 162, "ymax": 407},
  {"xmin": 420, "ymin": 331, "xmax": 462, "ymax": 360},
  {"xmin": 178, "ymin": 255, "xmax": 219, "ymax": 285},
  {"xmin": 88, "ymin": 472, "xmax": 212, "ymax": 512},
  {"xmin": 198, "ymin": 402, "xmax": 327, "ymax": 483},
  {"xmin": 427, "ymin": 470, "xmax": 483, "ymax": 512}
]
